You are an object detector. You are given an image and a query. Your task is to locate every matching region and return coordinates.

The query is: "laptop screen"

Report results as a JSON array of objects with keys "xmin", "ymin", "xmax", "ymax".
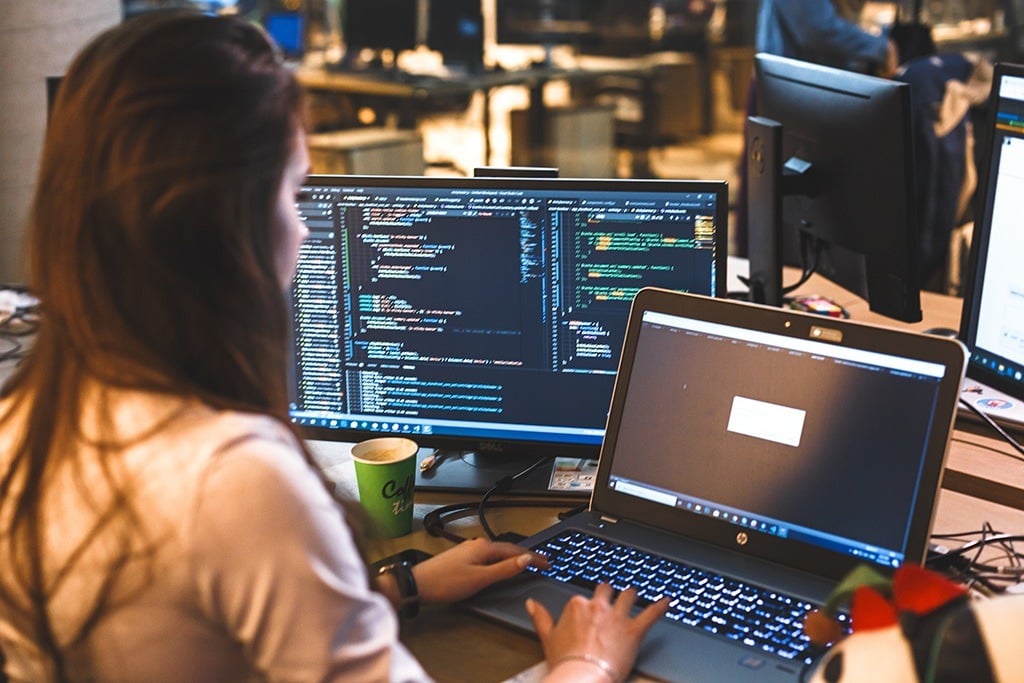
[
  {"xmin": 597, "ymin": 294, "xmax": 961, "ymax": 573},
  {"xmin": 960, "ymin": 64, "xmax": 1024, "ymax": 400}
]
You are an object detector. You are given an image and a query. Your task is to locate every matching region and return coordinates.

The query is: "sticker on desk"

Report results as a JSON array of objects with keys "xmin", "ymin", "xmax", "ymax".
[{"xmin": 548, "ymin": 458, "xmax": 598, "ymax": 492}]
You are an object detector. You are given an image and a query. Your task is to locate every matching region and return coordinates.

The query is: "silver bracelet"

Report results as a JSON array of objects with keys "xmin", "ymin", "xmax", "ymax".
[{"xmin": 553, "ymin": 653, "xmax": 621, "ymax": 683}]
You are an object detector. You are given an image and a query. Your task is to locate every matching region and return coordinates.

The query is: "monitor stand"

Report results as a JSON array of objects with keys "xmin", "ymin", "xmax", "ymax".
[
  {"xmin": 744, "ymin": 115, "xmax": 818, "ymax": 307},
  {"xmin": 415, "ymin": 449, "xmax": 594, "ymax": 498},
  {"xmin": 745, "ymin": 116, "xmax": 785, "ymax": 307}
]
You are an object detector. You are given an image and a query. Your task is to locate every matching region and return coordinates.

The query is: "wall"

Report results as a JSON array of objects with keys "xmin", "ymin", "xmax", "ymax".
[{"xmin": 0, "ymin": 0, "xmax": 121, "ymax": 285}]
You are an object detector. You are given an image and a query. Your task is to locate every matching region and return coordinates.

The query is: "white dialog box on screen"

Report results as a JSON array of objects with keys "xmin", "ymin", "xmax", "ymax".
[{"xmin": 727, "ymin": 396, "xmax": 806, "ymax": 447}]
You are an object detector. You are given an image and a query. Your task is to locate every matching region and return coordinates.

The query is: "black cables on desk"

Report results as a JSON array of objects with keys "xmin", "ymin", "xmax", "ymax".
[
  {"xmin": 958, "ymin": 396, "xmax": 1024, "ymax": 461},
  {"xmin": 422, "ymin": 456, "xmax": 586, "ymax": 544},
  {"xmin": 929, "ymin": 523, "xmax": 1024, "ymax": 595}
]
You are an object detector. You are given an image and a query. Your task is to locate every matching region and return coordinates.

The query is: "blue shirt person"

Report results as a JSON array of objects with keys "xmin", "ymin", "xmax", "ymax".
[{"xmin": 755, "ymin": 0, "xmax": 898, "ymax": 75}]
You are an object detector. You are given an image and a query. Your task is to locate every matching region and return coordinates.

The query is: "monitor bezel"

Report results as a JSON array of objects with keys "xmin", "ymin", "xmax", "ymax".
[
  {"xmin": 959, "ymin": 61, "xmax": 1024, "ymax": 399},
  {"xmin": 592, "ymin": 288, "xmax": 967, "ymax": 579},
  {"xmin": 751, "ymin": 53, "xmax": 923, "ymax": 323},
  {"xmin": 290, "ymin": 173, "xmax": 729, "ymax": 459}
]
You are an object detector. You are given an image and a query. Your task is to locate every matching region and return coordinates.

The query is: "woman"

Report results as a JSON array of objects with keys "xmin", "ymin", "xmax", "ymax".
[{"xmin": 0, "ymin": 11, "xmax": 665, "ymax": 682}]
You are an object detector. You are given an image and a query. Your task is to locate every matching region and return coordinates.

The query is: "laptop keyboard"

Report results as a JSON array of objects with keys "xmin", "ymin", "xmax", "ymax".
[{"xmin": 527, "ymin": 530, "xmax": 849, "ymax": 661}]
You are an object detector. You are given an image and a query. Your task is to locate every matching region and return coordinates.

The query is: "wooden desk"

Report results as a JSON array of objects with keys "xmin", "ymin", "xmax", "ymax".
[
  {"xmin": 304, "ymin": 277, "xmax": 1024, "ymax": 682},
  {"xmin": 309, "ymin": 432, "xmax": 1024, "ymax": 683}
]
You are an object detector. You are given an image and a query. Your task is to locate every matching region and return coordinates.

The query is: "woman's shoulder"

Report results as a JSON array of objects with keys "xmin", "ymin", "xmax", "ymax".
[
  {"xmin": 173, "ymin": 402, "xmax": 298, "ymax": 453},
  {"xmin": 119, "ymin": 393, "xmax": 313, "ymax": 512}
]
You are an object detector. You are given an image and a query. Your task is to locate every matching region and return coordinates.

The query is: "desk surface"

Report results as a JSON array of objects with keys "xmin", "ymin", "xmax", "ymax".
[
  {"xmin": 309, "ymin": 437, "xmax": 1024, "ymax": 683},
  {"xmin": 294, "ymin": 60, "xmax": 657, "ymax": 98},
  {"xmin": 308, "ymin": 273, "xmax": 1024, "ymax": 683}
]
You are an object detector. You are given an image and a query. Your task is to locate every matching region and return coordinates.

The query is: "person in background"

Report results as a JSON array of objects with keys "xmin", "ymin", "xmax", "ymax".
[
  {"xmin": 0, "ymin": 10, "xmax": 665, "ymax": 683},
  {"xmin": 755, "ymin": 0, "xmax": 899, "ymax": 74},
  {"xmin": 735, "ymin": 0, "xmax": 899, "ymax": 256}
]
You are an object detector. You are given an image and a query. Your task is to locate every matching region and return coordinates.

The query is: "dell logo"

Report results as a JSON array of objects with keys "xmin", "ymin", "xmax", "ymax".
[{"xmin": 736, "ymin": 532, "xmax": 749, "ymax": 546}]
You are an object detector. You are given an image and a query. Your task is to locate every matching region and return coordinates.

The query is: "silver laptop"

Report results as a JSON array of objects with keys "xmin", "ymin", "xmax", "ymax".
[
  {"xmin": 465, "ymin": 288, "xmax": 967, "ymax": 682},
  {"xmin": 957, "ymin": 62, "xmax": 1024, "ymax": 434}
]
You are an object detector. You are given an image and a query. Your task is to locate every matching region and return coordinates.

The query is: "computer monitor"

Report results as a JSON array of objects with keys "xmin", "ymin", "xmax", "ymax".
[
  {"xmin": 342, "ymin": 0, "xmax": 418, "ymax": 55},
  {"xmin": 426, "ymin": 0, "xmax": 484, "ymax": 71},
  {"xmin": 959, "ymin": 62, "xmax": 1024, "ymax": 418},
  {"xmin": 746, "ymin": 53, "xmax": 923, "ymax": 323},
  {"xmin": 495, "ymin": 0, "xmax": 592, "ymax": 58},
  {"xmin": 264, "ymin": 11, "xmax": 304, "ymax": 59},
  {"xmin": 289, "ymin": 175, "xmax": 727, "ymax": 495}
]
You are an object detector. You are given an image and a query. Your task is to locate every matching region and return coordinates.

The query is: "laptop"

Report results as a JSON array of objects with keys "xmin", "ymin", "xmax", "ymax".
[
  {"xmin": 465, "ymin": 288, "xmax": 967, "ymax": 682},
  {"xmin": 957, "ymin": 61, "xmax": 1024, "ymax": 434}
]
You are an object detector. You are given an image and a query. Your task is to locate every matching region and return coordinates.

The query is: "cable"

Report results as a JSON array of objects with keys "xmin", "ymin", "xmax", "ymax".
[
  {"xmin": 423, "ymin": 501, "xmax": 487, "ymax": 543},
  {"xmin": 421, "ymin": 456, "xmax": 586, "ymax": 544},
  {"xmin": 478, "ymin": 456, "xmax": 552, "ymax": 541},
  {"xmin": 957, "ymin": 397, "xmax": 1024, "ymax": 461},
  {"xmin": 423, "ymin": 498, "xmax": 583, "ymax": 544},
  {"xmin": 0, "ymin": 335, "xmax": 21, "ymax": 363},
  {"xmin": 781, "ymin": 232, "xmax": 821, "ymax": 296},
  {"xmin": 729, "ymin": 234, "xmax": 822, "ymax": 303},
  {"xmin": 926, "ymin": 524, "xmax": 1024, "ymax": 594}
]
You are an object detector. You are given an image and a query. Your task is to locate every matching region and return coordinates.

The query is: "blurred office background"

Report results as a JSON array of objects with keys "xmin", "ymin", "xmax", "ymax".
[{"xmin": 3, "ymin": 0, "xmax": 1023, "ymax": 283}]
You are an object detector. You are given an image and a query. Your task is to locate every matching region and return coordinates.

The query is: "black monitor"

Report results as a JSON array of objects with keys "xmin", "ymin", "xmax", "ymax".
[
  {"xmin": 746, "ymin": 53, "xmax": 923, "ymax": 323},
  {"xmin": 289, "ymin": 175, "xmax": 727, "ymax": 495},
  {"xmin": 342, "ymin": 0, "xmax": 418, "ymax": 55},
  {"xmin": 495, "ymin": 0, "xmax": 592, "ymax": 55},
  {"xmin": 426, "ymin": 0, "xmax": 485, "ymax": 71},
  {"xmin": 959, "ymin": 62, "xmax": 1024, "ymax": 408}
]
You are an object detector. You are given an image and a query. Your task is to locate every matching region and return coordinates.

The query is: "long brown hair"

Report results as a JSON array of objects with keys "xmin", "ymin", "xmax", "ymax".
[{"xmin": 0, "ymin": 10, "xmax": 317, "ymax": 679}]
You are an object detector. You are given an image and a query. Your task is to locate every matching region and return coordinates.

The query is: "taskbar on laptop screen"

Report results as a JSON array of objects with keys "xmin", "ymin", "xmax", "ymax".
[{"xmin": 608, "ymin": 475, "xmax": 905, "ymax": 569}]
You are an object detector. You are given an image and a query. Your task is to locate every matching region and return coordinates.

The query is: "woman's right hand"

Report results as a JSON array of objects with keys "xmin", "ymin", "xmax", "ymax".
[{"xmin": 526, "ymin": 584, "xmax": 668, "ymax": 682}]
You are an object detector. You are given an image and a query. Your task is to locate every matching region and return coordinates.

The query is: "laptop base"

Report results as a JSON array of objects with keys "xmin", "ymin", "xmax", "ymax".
[{"xmin": 958, "ymin": 378, "xmax": 1024, "ymax": 435}]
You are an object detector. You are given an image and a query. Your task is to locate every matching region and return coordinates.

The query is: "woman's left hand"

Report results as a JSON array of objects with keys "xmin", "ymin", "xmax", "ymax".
[{"xmin": 412, "ymin": 537, "xmax": 550, "ymax": 604}]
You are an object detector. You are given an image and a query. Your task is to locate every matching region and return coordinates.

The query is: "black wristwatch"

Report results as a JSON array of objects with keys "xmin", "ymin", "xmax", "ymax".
[{"xmin": 377, "ymin": 560, "xmax": 420, "ymax": 619}]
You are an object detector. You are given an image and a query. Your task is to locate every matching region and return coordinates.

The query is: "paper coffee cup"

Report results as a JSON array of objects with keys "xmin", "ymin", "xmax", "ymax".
[{"xmin": 351, "ymin": 437, "xmax": 419, "ymax": 538}]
